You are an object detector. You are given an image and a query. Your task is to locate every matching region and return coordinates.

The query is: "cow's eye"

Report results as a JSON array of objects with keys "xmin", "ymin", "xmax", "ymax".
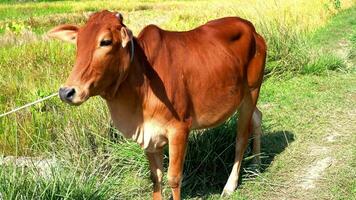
[{"xmin": 100, "ymin": 39, "xmax": 112, "ymax": 47}]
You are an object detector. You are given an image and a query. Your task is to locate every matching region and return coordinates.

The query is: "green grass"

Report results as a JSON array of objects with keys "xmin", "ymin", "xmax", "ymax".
[
  {"xmin": 302, "ymin": 53, "xmax": 346, "ymax": 75},
  {"xmin": 310, "ymin": 6, "xmax": 356, "ymax": 47},
  {"xmin": 232, "ymin": 73, "xmax": 356, "ymax": 200},
  {"xmin": 0, "ymin": 0, "xmax": 355, "ymax": 199},
  {"xmin": 305, "ymin": 6, "xmax": 356, "ymax": 74}
]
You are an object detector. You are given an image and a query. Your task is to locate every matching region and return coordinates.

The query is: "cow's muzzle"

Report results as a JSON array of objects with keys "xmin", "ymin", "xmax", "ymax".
[{"xmin": 59, "ymin": 87, "xmax": 76, "ymax": 104}]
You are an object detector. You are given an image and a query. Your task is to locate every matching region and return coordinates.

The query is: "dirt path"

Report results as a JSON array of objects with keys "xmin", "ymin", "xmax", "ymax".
[
  {"xmin": 266, "ymin": 35, "xmax": 356, "ymax": 200},
  {"xmin": 282, "ymin": 106, "xmax": 355, "ymax": 199}
]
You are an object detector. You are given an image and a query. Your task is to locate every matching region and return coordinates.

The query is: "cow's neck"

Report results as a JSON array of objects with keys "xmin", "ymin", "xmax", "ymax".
[{"xmin": 104, "ymin": 38, "xmax": 154, "ymax": 143}]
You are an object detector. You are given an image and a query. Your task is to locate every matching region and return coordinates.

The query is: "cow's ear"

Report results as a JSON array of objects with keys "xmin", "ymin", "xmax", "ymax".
[
  {"xmin": 47, "ymin": 25, "xmax": 78, "ymax": 44},
  {"xmin": 120, "ymin": 27, "xmax": 133, "ymax": 48}
]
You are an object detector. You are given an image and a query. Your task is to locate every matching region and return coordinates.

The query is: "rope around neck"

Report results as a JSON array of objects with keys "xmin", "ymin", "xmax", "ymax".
[
  {"xmin": 130, "ymin": 39, "xmax": 134, "ymax": 63},
  {"xmin": 0, "ymin": 93, "xmax": 58, "ymax": 118}
]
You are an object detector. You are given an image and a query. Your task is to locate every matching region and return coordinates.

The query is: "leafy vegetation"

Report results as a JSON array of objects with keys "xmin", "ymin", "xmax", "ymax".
[{"xmin": 0, "ymin": 0, "xmax": 355, "ymax": 199}]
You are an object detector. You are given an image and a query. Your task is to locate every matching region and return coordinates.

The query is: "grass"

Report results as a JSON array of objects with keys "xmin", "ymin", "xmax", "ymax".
[
  {"xmin": 231, "ymin": 73, "xmax": 356, "ymax": 200},
  {"xmin": 0, "ymin": 0, "xmax": 353, "ymax": 67},
  {"xmin": 301, "ymin": 53, "xmax": 346, "ymax": 75},
  {"xmin": 308, "ymin": 6, "xmax": 356, "ymax": 73},
  {"xmin": 0, "ymin": 0, "xmax": 355, "ymax": 199}
]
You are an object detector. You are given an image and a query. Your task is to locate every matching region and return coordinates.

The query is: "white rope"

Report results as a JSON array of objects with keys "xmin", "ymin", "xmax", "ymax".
[{"xmin": 0, "ymin": 93, "xmax": 58, "ymax": 118}]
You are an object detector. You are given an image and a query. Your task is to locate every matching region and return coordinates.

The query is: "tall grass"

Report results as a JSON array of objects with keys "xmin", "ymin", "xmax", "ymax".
[
  {"xmin": 0, "ymin": 0, "xmax": 355, "ymax": 199},
  {"xmin": 0, "ymin": 145, "xmax": 151, "ymax": 199},
  {"xmin": 1, "ymin": 1, "xmax": 352, "ymax": 72}
]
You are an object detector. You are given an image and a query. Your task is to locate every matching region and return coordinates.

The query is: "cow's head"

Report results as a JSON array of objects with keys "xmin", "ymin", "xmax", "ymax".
[{"xmin": 48, "ymin": 10, "xmax": 133, "ymax": 105}]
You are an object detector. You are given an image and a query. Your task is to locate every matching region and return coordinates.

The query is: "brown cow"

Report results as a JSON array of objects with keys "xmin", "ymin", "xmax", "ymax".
[{"xmin": 48, "ymin": 10, "xmax": 266, "ymax": 199}]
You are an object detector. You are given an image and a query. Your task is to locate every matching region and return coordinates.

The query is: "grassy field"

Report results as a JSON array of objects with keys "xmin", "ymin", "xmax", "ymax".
[{"xmin": 0, "ymin": 0, "xmax": 355, "ymax": 199}]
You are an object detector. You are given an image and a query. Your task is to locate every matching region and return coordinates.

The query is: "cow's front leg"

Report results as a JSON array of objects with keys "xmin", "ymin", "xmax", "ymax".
[
  {"xmin": 167, "ymin": 125, "xmax": 189, "ymax": 200},
  {"xmin": 145, "ymin": 149, "xmax": 164, "ymax": 200}
]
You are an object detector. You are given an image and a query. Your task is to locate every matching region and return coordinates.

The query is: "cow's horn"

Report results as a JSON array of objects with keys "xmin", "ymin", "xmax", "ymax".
[
  {"xmin": 84, "ymin": 11, "xmax": 94, "ymax": 19},
  {"xmin": 115, "ymin": 12, "xmax": 123, "ymax": 22}
]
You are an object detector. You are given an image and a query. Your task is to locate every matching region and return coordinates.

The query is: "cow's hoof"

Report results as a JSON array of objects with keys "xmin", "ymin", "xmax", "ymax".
[{"xmin": 249, "ymin": 162, "xmax": 261, "ymax": 172}]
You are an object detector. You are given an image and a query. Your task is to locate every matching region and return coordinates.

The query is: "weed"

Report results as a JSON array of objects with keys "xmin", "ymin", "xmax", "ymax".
[{"xmin": 302, "ymin": 53, "xmax": 346, "ymax": 75}]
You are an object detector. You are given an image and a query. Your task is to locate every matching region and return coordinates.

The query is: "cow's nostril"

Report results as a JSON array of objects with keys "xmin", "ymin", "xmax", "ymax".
[
  {"xmin": 59, "ymin": 87, "xmax": 76, "ymax": 103},
  {"xmin": 66, "ymin": 88, "xmax": 75, "ymax": 99}
]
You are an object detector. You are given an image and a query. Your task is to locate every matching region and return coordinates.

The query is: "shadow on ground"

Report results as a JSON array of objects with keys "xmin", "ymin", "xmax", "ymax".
[{"xmin": 178, "ymin": 117, "xmax": 295, "ymax": 199}]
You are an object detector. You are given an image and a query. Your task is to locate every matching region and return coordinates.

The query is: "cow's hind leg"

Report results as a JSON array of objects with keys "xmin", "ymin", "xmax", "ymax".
[
  {"xmin": 250, "ymin": 88, "xmax": 262, "ymax": 166},
  {"xmin": 221, "ymin": 90, "xmax": 254, "ymax": 196},
  {"xmin": 247, "ymin": 33, "xmax": 266, "ymax": 167},
  {"xmin": 251, "ymin": 107, "xmax": 262, "ymax": 166},
  {"xmin": 146, "ymin": 150, "xmax": 164, "ymax": 200}
]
